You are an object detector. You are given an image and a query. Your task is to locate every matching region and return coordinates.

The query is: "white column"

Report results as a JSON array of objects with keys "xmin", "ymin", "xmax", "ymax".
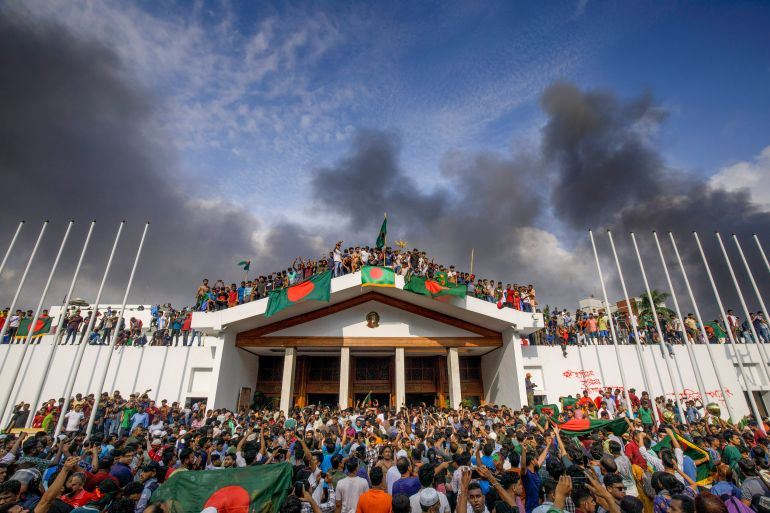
[
  {"xmin": 481, "ymin": 328, "xmax": 527, "ymax": 408},
  {"xmin": 447, "ymin": 348, "xmax": 462, "ymax": 409},
  {"xmin": 279, "ymin": 348, "xmax": 297, "ymax": 414},
  {"xmin": 395, "ymin": 347, "xmax": 405, "ymax": 409},
  {"xmin": 339, "ymin": 347, "xmax": 350, "ymax": 409}
]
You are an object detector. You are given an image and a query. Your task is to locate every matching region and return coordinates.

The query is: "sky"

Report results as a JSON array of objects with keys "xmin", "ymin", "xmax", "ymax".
[{"xmin": 1, "ymin": 0, "xmax": 769, "ymax": 315}]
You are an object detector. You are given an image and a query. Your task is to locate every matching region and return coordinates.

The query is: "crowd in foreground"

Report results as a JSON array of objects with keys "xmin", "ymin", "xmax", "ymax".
[
  {"xmin": 1, "ymin": 387, "xmax": 769, "ymax": 513},
  {"xmin": 194, "ymin": 242, "xmax": 537, "ymax": 313}
]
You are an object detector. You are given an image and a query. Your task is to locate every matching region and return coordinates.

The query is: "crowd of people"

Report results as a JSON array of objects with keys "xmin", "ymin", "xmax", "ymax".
[
  {"xmin": 539, "ymin": 307, "xmax": 770, "ymax": 354},
  {"xmin": 1, "ymin": 386, "xmax": 769, "ymax": 513},
  {"xmin": 194, "ymin": 242, "xmax": 538, "ymax": 313}
]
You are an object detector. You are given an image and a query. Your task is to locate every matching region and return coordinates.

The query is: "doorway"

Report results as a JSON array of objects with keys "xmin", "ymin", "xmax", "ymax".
[
  {"xmin": 405, "ymin": 393, "xmax": 437, "ymax": 407},
  {"xmin": 354, "ymin": 393, "xmax": 389, "ymax": 407},
  {"xmin": 307, "ymin": 394, "xmax": 338, "ymax": 407}
]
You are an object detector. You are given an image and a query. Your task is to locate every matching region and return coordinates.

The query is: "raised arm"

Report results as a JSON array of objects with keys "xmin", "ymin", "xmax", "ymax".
[{"xmin": 35, "ymin": 456, "xmax": 79, "ymax": 513}]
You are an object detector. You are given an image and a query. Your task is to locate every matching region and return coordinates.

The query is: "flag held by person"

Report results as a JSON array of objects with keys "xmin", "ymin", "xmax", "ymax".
[
  {"xmin": 151, "ymin": 461, "xmax": 292, "ymax": 513},
  {"xmin": 14, "ymin": 317, "xmax": 52, "ymax": 339},
  {"xmin": 651, "ymin": 434, "xmax": 713, "ymax": 483},
  {"xmin": 375, "ymin": 215, "xmax": 387, "ymax": 249},
  {"xmin": 553, "ymin": 417, "xmax": 628, "ymax": 436},
  {"xmin": 237, "ymin": 260, "xmax": 251, "ymax": 271},
  {"xmin": 361, "ymin": 265, "xmax": 395, "ymax": 288},
  {"xmin": 265, "ymin": 271, "xmax": 332, "ymax": 318}
]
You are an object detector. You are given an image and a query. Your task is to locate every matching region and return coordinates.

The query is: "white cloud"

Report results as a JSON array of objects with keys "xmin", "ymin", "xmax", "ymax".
[{"xmin": 709, "ymin": 145, "xmax": 770, "ymax": 212}]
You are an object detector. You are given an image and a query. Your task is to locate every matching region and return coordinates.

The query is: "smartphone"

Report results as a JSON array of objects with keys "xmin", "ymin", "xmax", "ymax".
[{"xmin": 294, "ymin": 481, "xmax": 305, "ymax": 497}]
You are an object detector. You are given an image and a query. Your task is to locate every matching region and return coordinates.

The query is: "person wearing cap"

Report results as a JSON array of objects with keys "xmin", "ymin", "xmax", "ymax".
[
  {"xmin": 354, "ymin": 466, "xmax": 390, "ymax": 513},
  {"xmin": 135, "ymin": 461, "xmax": 161, "ymax": 513},
  {"xmin": 408, "ymin": 464, "xmax": 450, "ymax": 513}
]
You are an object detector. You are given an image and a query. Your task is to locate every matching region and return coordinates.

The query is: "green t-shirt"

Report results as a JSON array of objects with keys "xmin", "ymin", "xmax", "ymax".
[
  {"xmin": 638, "ymin": 407, "xmax": 653, "ymax": 424},
  {"xmin": 722, "ymin": 444, "xmax": 741, "ymax": 468},
  {"xmin": 121, "ymin": 407, "xmax": 136, "ymax": 428}
]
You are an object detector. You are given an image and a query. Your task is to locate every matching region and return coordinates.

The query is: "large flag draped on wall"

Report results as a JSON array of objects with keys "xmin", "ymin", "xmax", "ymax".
[
  {"xmin": 14, "ymin": 317, "xmax": 52, "ymax": 339},
  {"xmin": 151, "ymin": 462, "xmax": 292, "ymax": 513},
  {"xmin": 361, "ymin": 266, "xmax": 395, "ymax": 288},
  {"xmin": 265, "ymin": 271, "xmax": 332, "ymax": 318},
  {"xmin": 404, "ymin": 274, "xmax": 465, "ymax": 299}
]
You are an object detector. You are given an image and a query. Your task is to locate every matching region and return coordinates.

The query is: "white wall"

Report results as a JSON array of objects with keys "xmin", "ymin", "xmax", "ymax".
[
  {"xmin": 211, "ymin": 331, "xmax": 260, "ymax": 410},
  {"xmin": 269, "ymin": 301, "xmax": 480, "ymax": 338},
  {"xmin": 481, "ymin": 328, "xmax": 527, "ymax": 408},
  {"xmin": 521, "ymin": 343, "xmax": 770, "ymax": 418},
  {"xmin": 0, "ymin": 334, "xmax": 222, "ymax": 422}
]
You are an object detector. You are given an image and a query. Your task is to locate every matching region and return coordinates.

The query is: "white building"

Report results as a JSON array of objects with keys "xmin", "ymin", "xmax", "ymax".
[{"xmin": 0, "ymin": 272, "xmax": 768, "ymax": 424}]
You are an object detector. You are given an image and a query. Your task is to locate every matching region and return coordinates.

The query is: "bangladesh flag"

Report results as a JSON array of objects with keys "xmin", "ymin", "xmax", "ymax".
[
  {"xmin": 534, "ymin": 404, "xmax": 560, "ymax": 417},
  {"xmin": 237, "ymin": 260, "xmax": 251, "ymax": 271},
  {"xmin": 151, "ymin": 461, "xmax": 292, "ymax": 513},
  {"xmin": 375, "ymin": 216, "xmax": 387, "ymax": 249},
  {"xmin": 652, "ymin": 434, "xmax": 713, "ymax": 483},
  {"xmin": 404, "ymin": 274, "xmax": 465, "ymax": 299},
  {"xmin": 705, "ymin": 322, "xmax": 726, "ymax": 339},
  {"xmin": 561, "ymin": 396, "xmax": 578, "ymax": 411},
  {"xmin": 554, "ymin": 417, "xmax": 628, "ymax": 437},
  {"xmin": 361, "ymin": 265, "xmax": 395, "ymax": 288},
  {"xmin": 14, "ymin": 317, "xmax": 52, "ymax": 339},
  {"xmin": 265, "ymin": 271, "xmax": 332, "ymax": 318}
]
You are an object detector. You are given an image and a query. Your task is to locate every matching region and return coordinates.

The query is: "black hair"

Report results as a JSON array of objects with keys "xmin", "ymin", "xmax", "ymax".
[
  {"xmin": 600, "ymin": 455, "xmax": 618, "ymax": 474},
  {"xmin": 671, "ymin": 494, "xmax": 695, "ymax": 513},
  {"xmin": 607, "ymin": 440, "xmax": 622, "ymax": 456},
  {"xmin": 123, "ymin": 481, "xmax": 144, "ymax": 496},
  {"xmin": 603, "ymin": 473, "xmax": 623, "ymax": 488},
  {"xmin": 345, "ymin": 457, "xmax": 359, "ymax": 474},
  {"xmin": 418, "ymin": 464, "xmax": 435, "ymax": 488},
  {"xmin": 369, "ymin": 466, "xmax": 384, "ymax": 486},
  {"xmin": 620, "ymin": 496, "xmax": 644, "ymax": 513},
  {"xmin": 392, "ymin": 494, "xmax": 411, "ymax": 513},
  {"xmin": 571, "ymin": 487, "xmax": 593, "ymax": 509},
  {"xmin": 396, "ymin": 457, "xmax": 410, "ymax": 475}
]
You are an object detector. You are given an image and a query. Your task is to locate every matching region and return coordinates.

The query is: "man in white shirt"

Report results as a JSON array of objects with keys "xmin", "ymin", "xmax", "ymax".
[
  {"xmin": 64, "ymin": 404, "xmax": 85, "ymax": 433},
  {"xmin": 336, "ymin": 458, "xmax": 369, "ymax": 513}
]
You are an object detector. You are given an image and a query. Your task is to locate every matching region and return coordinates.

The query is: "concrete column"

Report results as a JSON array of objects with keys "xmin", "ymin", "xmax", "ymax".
[
  {"xmin": 395, "ymin": 348, "xmax": 405, "ymax": 409},
  {"xmin": 481, "ymin": 328, "xmax": 527, "ymax": 408},
  {"xmin": 339, "ymin": 347, "xmax": 350, "ymax": 409},
  {"xmin": 279, "ymin": 348, "xmax": 296, "ymax": 413},
  {"xmin": 447, "ymin": 348, "xmax": 462, "ymax": 409}
]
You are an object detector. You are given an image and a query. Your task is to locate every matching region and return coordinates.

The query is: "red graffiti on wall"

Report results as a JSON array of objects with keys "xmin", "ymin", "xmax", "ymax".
[
  {"xmin": 668, "ymin": 388, "xmax": 733, "ymax": 404},
  {"xmin": 562, "ymin": 369, "xmax": 604, "ymax": 393}
]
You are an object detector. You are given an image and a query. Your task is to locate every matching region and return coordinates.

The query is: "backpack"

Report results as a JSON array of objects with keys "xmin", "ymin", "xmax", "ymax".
[{"xmin": 722, "ymin": 495, "xmax": 755, "ymax": 513}]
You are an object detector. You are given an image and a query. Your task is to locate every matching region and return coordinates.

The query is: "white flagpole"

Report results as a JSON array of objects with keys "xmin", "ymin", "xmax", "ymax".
[
  {"xmin": 630, "ymin": 232, "xmax": 687, "ymax": 423},
  {"xmin": 589, "ymin": 230, "xmax": 634, "ymax": 418},
  {"xmin": 754, "ymin": 234, "xmax": 770, "ymax": 274},
  {"xmin": 669, "ymin": 232, "xmax": 734, "ymax": 420},
  {"xmin": 733, "ymin": 234, "xmax": 770, "ymax": 367},
  {"xmin": 0, "ymin": 221, "xmax": 24, "ymax": 279},
  {"xmin": 652, "ymin": 232, "xmax": 708, "ymax": 402},
  {"xmin": 693, "ymin": 231, "xmax": 766, "ymax": 433},
  {"xmin": 607, "ymin": 231, "xmax": 658, "ymax": 422},
  {"xmin": 54, "ymin": 221, "xmax": 124, "ymax": 438},
  {"xmin": 0, "ymin": 221, "xmax": 48, "ymax": 369},
  {"xmin": 0, "ymin": 221, "xmax": 73, "ymax": 425},
  {"xmin": 85, "ymin": 222, "xmax": 148, "ymax": 437},
  {"xmin": 715, "ymin": 233, "xmax": 770, "ymax": 383},
  {"xmin": 25, "ymin": 221, "xmax": 95, "ymax": 427}
]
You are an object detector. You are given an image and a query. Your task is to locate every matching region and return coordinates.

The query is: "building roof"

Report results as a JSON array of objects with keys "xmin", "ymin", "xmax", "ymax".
[{"xmin": 191, "ymin": 272, "xmax": 543, "ymax": 335}]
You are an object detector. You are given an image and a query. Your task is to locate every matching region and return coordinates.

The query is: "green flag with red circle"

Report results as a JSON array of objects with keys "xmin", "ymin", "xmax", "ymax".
[
  {"xmin": 361, "ymin": 265, "xmax": 395, "ymax": 288},
  {"xmin": 150, "ymin": 461, "xmax": 292, "ymax": 513},
  {"xmin": 265, "ymin": 271, "xmax": 332, "ymax": 318}
]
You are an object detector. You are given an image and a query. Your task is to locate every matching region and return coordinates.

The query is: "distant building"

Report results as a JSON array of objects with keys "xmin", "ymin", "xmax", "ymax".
[{"xmin": 578, "ymin": 296, "xmax": 617, "ymax": 315}]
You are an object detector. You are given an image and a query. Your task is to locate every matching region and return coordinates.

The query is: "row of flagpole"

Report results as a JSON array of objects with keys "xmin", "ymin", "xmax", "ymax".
[
  {"xmin": 589, "ymin": 229, "xmax": 770, "ymax": 433},
  {"xmin": 0, "ymin": 220, "xmax": 149, "ymax": 437}
]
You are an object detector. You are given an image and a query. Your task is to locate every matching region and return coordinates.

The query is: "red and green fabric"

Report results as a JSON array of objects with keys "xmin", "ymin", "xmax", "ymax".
[
  {"xmin": 237, "ymin": 260, "xmax": 251, "ymax": 271},
  {"xmin": 151, "ymin": 461, "xmax": 292, "ymax": 513},
  {"xmin": 554, "ymin": 417, "xmax": 628, "ymax": 436},
  {"xmin": 14, "ymin": 317, "xmax": 52, "ymax": 339},
  {"xmin": 361, "ymin": 266, "xmax": 395, "ymax": 288},
  {"xmin": 561, "ymin": 396, "xmax": 578, "ymax": 411},
  {"xmin": 404, "ymin": 274, "xmax": 465, "ymax": 298},
  {"xmin": 704, "ymin": 322, "xmax": 726, "ymax": 339},
  {"xmin": 265, "ymin": 271, "xmax": 332, "ymax": 318},
  {"xmin": 652, "ymin": 434, "xmax": 713, "ymax": 483},
  {"xmin": 534, "ymin": 404, "xmax": 560, "ymax": 417},
  {"xmin": 375, "ymin": 217, "xmax": 387, "ymax": 249}
]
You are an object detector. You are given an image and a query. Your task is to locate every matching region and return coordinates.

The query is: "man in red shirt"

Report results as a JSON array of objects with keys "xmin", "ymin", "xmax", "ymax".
[{"xmin": 622, "ymin": 431, "xmax": 647, "ymax": 467}]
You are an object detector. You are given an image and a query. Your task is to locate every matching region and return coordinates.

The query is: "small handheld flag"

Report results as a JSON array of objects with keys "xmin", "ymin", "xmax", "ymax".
[
  {"xmin": 237, "ymin": 260, "xmax": 251, "ymax": 271},
  {"xmin": 375, "ymin": 214, "xmax": 387, "ymax": 249}
]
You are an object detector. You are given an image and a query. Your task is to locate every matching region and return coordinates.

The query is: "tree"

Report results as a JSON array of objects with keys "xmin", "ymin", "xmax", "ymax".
[{"xmin": 637, "ymin": 289, "xmax": 676, "ymax": 324}]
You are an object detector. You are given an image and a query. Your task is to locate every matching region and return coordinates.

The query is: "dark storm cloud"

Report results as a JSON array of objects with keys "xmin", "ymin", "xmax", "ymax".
[
  {"xmin": 539, "ymin": 82, "xmax": 770, "ymax": 314},
  {"xmin": 0, "ymin": 8, "xmax": 302, "ymax": 307}
]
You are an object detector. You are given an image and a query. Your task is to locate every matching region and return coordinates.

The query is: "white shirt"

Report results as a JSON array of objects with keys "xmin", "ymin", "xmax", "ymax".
[
  {"xmin": 65, "ymin": 410, "xmax": 84, "ymax": 432},
  {"xmin": 410, "ymin": 489, "xmax": 450, "ymax": 513},
  {"xmin": 386, "ymin": 465, "xmax": 402, "ymax": 494},
  {"xmin": 336, "ymin": 476, "xmax": 369, "ymax": 513}
]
